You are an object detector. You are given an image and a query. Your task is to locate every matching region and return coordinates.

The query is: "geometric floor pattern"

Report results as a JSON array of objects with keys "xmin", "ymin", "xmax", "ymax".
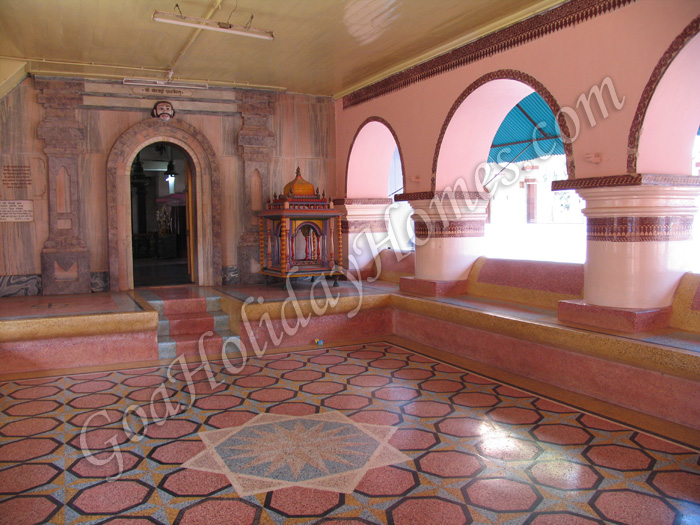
[
  {"xmin": 0, "ymin": 341, "xmax": 699, "ymax": 524},
  {"xmin": 184, "ymin": 411, "xmax": 410, "ymax": 496}
]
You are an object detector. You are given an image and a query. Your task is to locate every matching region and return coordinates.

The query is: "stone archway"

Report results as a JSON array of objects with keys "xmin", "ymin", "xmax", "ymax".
[{"xmin": 106, "ymin": 118, "xmax": 222, "ymax": 291}]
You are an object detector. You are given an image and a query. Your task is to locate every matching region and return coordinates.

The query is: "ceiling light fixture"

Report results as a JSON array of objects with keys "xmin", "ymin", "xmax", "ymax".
[
  {"xmin": 122, "ymin": 78, "xmax": 209, "ymax": 90},
  {"xmin": 152, "ymin": 10, "xmax": 274, "ymax": 41}
]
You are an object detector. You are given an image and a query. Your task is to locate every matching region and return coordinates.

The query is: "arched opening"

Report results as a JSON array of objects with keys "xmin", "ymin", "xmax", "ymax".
[
  {"xmin": 631, "ymin": 26, "xmax": 700, "ymax": 175},
  {"xmin": 130, "ymin": 142, "xmax": 194, "ymax": 287},
  {"xmin": 433, "ymin": 71, "xmax": 582, "ymax": 263},
  {"xmin": 629, "ymin": 23, "xmax": 700, "ymax": 272},
  {"xmin": 346, "ymin": 119, "xmax": 402, "ymax": 198},
  {"xmin": 106, "ymin": 118, "xmax": 222, "ymax": 291},
  {"xmin": 346, "ymin": 118, "xmax": 411, "ymax": 251}
]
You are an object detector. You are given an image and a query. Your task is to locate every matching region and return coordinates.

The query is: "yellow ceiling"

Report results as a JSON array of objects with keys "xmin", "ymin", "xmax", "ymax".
[{"xmin": 0, "ymin": 0, "xmax": 565, "ymax": 98}]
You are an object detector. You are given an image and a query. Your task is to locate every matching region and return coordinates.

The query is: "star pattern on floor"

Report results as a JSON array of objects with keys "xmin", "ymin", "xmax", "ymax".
[{"xmin": 183, "ymin": 411, "xmax": 410, "ymax": 496}]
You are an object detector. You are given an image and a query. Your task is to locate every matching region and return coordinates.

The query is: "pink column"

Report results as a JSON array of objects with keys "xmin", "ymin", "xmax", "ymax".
[
  {"xmin": 333, "ymin": 198, "xmax": 393, "ymax": 280},
  {"xmin": 554, "ymin": 175, "xmax": 700, "ymax": 332},
  {"xmin": 397, "ymin": 191, "xmax": 489, "ymax": 296}
]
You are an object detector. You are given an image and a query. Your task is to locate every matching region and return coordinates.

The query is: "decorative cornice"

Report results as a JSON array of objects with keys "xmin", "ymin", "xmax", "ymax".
[
  {"xmin": 396, "ymin": 191, "xmax": 490, "ymax": 202},
  {"xmin": 552, "ymin": 174, "xmax": 700, "ymax": 191},
  {"xmin": 343, "ymin": 0, "xmax": 635, "ymax": 108},
  {"xmin": 341, "ymin": 219, "xmax": 389, "ymax": 234},
  {"xmin": 414, "ymin": 219, "xmax": 485, "ymax": 239},
  {"xmin": 333, "ymin": 198, "xmax": 393, "ymax": 206},
  {"xmin": 627, "ymin": 15, "xmax": 700, "ymax": 172},
  {"xmin": 587, "ymin": 216, "xmax": 694, "ymax": 242}
]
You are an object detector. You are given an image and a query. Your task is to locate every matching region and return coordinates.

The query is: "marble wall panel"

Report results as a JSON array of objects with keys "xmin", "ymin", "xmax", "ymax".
[
  {"xmin": 0, "ymin": 79, "xmax": 49, "ymax": 277},
  {"xmin": 293, "ymin": 94, "xmax": 334, "ymax": 159},
  {"xmin": 219, "ymin": 155, "xmax": 243, "ymax": 267},
  {"xmin": 1, "ymin": 78, "xmax": 336, "ymax": 288},
  {"xmin": 90, "ymin": 271, "xmax": 109, "ymax": 292},
  {"xmin": 221, "ymin": 113, "xmax": 243, "ymax": 157},
  {"xmin": 273, "ymin": 94, "xmax": 296, "ymax": 159},
  {"xmin": 222, "ymin": 265, "xmax": 238, "ymax": 285},
  {"xmin": 0, "ymin": 154, "xmax": 49, "ymax": 275},
  {"xmin": 0, "ymin": 78, "xmax": 43, "ymax": 154},
  {"xmin": 80, "ymin": 153, "xmax": 108, "ymax": 271},
  {"xmin": 0, "ymin": 274, "xmax": 41, "ymax": 297}
]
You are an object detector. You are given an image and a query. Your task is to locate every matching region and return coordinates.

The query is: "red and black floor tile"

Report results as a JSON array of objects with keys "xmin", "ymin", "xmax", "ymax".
[{"xmin": 0, "ymin": 341, "xmax": 698, "ymax": 524}]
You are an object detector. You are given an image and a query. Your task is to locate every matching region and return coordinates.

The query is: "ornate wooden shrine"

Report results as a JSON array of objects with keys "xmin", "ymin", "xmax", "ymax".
[{"xmin": 258, "ymin": 168, "xmax": 342, "ymax": 282}]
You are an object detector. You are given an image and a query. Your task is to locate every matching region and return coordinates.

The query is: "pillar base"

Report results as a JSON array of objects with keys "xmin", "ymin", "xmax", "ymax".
[
  {"xmin": 558, "ymin": 299, "xmax": 671, "ymax": 333},
  {"xmin": 237, "ymin": 231, "xmax": 265, "ymax": 285},
  {"xmin": 41, "ymin": 248, "xmax": 91, "ymax": 295},
  {"xmin": 400, "ymin": 276, "xmax": 468, "ymax": 297}
]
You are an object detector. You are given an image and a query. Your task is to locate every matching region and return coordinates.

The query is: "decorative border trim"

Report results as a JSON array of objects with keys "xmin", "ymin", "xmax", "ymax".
[
  {"xmin": 627, "ymin": 15, "xmax": 700, "ymax": 172},
  {"xmin": 333, "ymin": 198, "xmax": 393, "ymax": 206},
  {"xmin": 90, "ymin": 272, "xmax": 110, "ymax": 293},
  {"xmin": 396, "ymin": 190, "xmax": 490, "ymax": 202},
  {"xmin": 222, "ymin": 265, "xmax": 239, "ymax": 285},
  {"xmin": 587, "ymin": 216, "xmax": 694, "ymax": 242},
  {"xmin": 0, "ymin": 275, "xmax": 41, "ymax": 297},
  {"xmin": 432, "ymin": 69, "xmax": 575, "ymax": 188},
  {"xmin": 341, "ymin": 219, "xmax": 389, "ymax": 234},
  {"xmin": 414, "ymin": 219, "xmax": 485, "ymax": 239},
  {"xmin": 343, "ymin": 0, "xmax": 635, "ymax": 109},
  {"xmin": 552, "ymin": 174, "xmax": 700, "ymax": 191},
  {"xmin": 343, "ymin": 116, "xmax": 405, "ymax": 199}
]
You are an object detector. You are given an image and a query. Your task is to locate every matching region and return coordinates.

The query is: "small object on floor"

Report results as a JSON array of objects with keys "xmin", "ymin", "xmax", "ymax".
[{"xmin": 314, "ymin": 338, "xmax": 324, "ymax": 345}]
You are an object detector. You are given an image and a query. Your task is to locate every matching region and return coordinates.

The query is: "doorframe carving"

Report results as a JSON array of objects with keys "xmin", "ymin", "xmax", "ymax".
[{"xmin": 106, "ymin": 118, "xmax": 222, "ymax": 291}]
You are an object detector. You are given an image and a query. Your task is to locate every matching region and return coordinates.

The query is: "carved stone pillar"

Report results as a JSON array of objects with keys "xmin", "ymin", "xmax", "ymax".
[
  {"xmin": 236, "ymin": 92, "xmax": 275, "ymax": 284},
  {"xmin": 396, "ymin": 191, "xmax": 490, "ymax": 296},
  {"xmin": 554, "ymin": 174, "xmax": 700, "ymax": 332},
  {"xmin": 35, "ymin": 78, "xmax": 90, "ymax": 295}
]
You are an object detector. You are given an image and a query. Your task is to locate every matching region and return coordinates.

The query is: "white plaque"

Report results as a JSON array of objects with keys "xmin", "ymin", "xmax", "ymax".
[
  {"xmin": 0, "ymin": 200, "xmax": 34, "ymax": 222},
  {"xmin": 132, "ymin": 86, "xmax": 193, "ymax": 97}
]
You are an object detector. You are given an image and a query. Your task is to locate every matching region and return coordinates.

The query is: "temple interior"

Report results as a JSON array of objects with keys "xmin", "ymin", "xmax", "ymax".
[{"xmin": 1, "ymin": 1, "xmax": 700, "ymax": 523}]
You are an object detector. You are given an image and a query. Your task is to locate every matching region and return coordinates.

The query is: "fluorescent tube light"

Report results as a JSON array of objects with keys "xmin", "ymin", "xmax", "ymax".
[
  {"xmin": 152, "ymin": 10, "xmax": 274, "ymax": 40},
  {"xmin": 123, "ymin": 78, "xmax": 209, "ymax": 90}
]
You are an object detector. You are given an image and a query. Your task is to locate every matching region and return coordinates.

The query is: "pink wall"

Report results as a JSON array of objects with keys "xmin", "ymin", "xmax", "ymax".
[
  {"xmin": 346, "ymin": 120, "xmax": 398, "ymax": 197},
  {"xmin": 436, "ymin": 79, "xmax": 533, "ymax": 190},
  {"xmin": 335, "ymin": 0, "xmax": 700, "ymax": 195},
  {"xmin": 637, "ymin": 32, "xmax": 700, "ymax": 175}
]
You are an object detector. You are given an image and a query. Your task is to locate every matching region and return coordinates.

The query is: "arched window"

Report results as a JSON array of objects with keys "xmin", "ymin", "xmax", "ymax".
[
  {"xmin": 388, "ymin": 146, "xmax": 414, "ymax": 251},
  {"xmin": 484, "ymin": 92, "xmax": 585, "ymax": 263}
]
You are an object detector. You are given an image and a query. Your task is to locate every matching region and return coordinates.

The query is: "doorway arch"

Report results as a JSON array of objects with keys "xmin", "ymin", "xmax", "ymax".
[{"xmin": 106, "ymin": 118, "xmax": 222, "ymax": 291}]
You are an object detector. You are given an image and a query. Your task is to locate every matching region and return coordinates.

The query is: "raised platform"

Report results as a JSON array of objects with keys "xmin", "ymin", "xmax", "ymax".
[
  {"xmin": 0, "ymin": 292, "xmax": 158, "ymax": 373},
  {"xmin": 1, "ymin": 279, "xmax": 699, "ymax": 448}
]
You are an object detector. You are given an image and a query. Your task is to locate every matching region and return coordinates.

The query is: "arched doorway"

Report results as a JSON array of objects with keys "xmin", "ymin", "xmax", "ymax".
[
  {"xmin": 130, "ymin": 142, "xmax": 194, "ymax": 287},
  {"xmin": 106, "ymin": 118, "xmax": 222, "ymax": 291}
]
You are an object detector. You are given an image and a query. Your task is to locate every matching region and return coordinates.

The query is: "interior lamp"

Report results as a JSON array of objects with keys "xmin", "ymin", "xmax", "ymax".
[
  {"xmin": 152, "ymin": 10, "xmax": 274, "ymax": 40},
  {"xmin": 165, "ymin": 159, "xmax": 177, "ymax": 183}
]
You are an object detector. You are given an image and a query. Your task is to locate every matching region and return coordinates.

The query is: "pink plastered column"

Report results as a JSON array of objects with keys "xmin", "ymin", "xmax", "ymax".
[
  {"xmin": 554, "ymin": 175, "xmax": 700, "ymax": 331},
  {"xmin": 333, "ymin": 198, "xmax": 394, "ymax": 280},
  {"xmin": 398, "ymin": 191, "xmax": 490, "ymax": 285}
]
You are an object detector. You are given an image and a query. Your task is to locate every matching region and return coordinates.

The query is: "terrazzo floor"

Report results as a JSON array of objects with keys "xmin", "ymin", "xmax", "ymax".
[{"xmin": 0, "ymin": 341, "xmax": 698, "ymax": 524}]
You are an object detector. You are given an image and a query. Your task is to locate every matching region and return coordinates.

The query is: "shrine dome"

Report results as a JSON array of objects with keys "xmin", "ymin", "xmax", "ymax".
[{"xmin": 284, "ymin": 167, "xmax": 315, "ymax": 197}]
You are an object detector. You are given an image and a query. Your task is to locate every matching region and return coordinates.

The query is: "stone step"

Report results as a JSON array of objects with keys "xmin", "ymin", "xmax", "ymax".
[
  {"xmin": 138, "ymin": 288, "xmax": 221, "ymax": 316},
  {"xmin": 157, "ymin": 330, "xmax": 241, "ymax": 360},
  {"xmin": 158, "ymin": 310, "xmax": 230, "ymax": 337}
]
